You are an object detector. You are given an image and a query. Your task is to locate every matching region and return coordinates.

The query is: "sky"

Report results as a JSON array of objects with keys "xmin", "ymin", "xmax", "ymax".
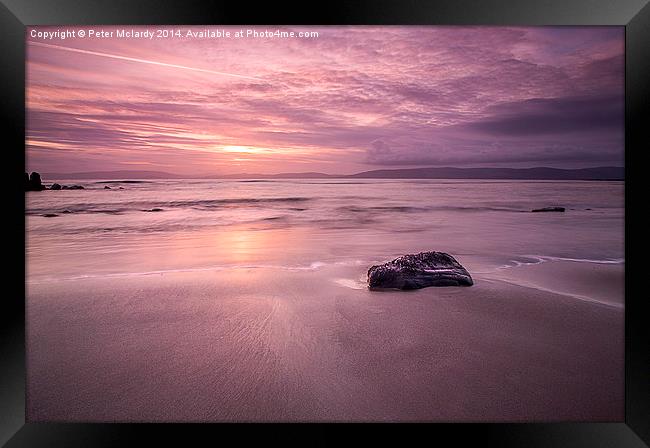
[{"xmin": 26, "ymin": 26, "xmax": 624, "ymax": 176}]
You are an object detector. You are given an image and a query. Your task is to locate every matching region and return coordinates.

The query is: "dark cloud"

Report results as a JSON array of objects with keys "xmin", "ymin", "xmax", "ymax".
[
  {"xmin": 466, "ymin": 94, "xmax": 623, "ymax": 136},
  {"xmin": 365, "ymin": 142, "xmax": 623, "ymax": 167}
]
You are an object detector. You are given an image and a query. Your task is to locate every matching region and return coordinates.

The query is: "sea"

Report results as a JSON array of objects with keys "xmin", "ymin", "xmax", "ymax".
[{"xmin": 26, "ymin": 179, "xmax": 624, "ymax": 285}]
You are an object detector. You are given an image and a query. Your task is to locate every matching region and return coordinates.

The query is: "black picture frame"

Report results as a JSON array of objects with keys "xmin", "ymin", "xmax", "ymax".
[{"xmin": 1, "ymin": 1, "xmax": 647, "ymax": 446}]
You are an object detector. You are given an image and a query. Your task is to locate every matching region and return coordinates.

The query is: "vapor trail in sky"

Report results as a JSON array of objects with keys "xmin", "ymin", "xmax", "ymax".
[{"xmin": 28, "ymin": 41, "xmax": 265, "ymax": 81}]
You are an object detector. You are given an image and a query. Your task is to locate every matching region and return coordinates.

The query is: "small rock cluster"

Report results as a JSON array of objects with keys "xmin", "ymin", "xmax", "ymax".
[{"xmin": 25, "ymin": 172, "xmax": 84, "ymax": 191}]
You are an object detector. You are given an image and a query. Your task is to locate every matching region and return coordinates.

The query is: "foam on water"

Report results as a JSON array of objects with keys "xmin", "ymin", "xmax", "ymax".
[
  {"xmin": 499, "ymin": 255, "xmax": 624, "ymax": 269},
  {"xmin": 332, "ymin": 278, "xmax": 368, "ymax": 290},
  {"xmin": 25, "ymin": 258, "xmax": 373, "ymax": 284}
]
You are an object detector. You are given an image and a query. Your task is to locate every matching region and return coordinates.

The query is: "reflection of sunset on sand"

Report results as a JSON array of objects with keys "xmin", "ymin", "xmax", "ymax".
[{"xmin": 170, "ymin": 226, "xmax": 307, "ymax": 266}]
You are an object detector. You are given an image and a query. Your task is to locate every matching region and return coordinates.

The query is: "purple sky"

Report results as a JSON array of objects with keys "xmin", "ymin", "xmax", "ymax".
[{"xmin": 26, "ymin": 26, "xmax": 624, "ymax": 175}]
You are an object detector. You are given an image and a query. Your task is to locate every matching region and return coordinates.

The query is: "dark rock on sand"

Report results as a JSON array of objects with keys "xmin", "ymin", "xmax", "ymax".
[
  {"xmin": 368, "ymin": 251, "xmax": 473, "ymax": 290},
  {"xmin": 41, "ymin": 213, "xmax": 58, "ymax": 217},
  {"xmin": 26, "ymin": 172, "xmax": 46, "ymax": 191},
  {"xmin": 50, "ymin": 183, "xmax": 62, "ymax": 190},
  {"xmin": 144, "ymin": 208, "xmax": 164, "ymax": 212},
  {"xmin": 104, "ymin": 186, "xmax": 111, "ymax": 189},
  {"xmin": 531, "ymin": 207, "xmax": 565, "ymax": 213}
]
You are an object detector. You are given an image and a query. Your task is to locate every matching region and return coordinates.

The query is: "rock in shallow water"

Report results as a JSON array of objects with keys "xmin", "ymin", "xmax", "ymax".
[
  {"xmin": 368, "ymin": 251, "xmax": 473, "ymax": 290},
  {"xmin": 26, "ymin": 172, "xmax": 45, "ymax": 191}
]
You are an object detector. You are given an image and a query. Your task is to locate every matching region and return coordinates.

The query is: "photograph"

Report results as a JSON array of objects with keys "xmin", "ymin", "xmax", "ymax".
[{"xmin": 24, "ymin": 25, "xmax": 625, "ymax": 422}]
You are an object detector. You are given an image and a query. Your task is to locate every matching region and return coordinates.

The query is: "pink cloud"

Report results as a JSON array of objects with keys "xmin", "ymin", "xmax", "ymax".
[{"xmin": 26, "ymin": 26, "xmax": 624, "ymax": 175}]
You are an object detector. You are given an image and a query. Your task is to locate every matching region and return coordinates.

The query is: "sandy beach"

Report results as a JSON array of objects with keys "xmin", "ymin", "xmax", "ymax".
[{"xmin": 26, "ymin": 257, "xmax": 623, "ymax": 422}]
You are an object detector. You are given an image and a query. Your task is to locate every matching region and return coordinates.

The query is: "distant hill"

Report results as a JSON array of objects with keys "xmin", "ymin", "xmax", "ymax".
[
  {"xmin": 347, "ymin": 166, "xmax": 624, "ymax": 180},
  {"xmin": 217, "ymin": 172, "xmax": 334, "ymax": 179},
  {"xmin": 41, "ymin": 166, "xmax": 624, "ymax": 181},
  {"xmin": 269, "ymin": 172, "xmax": 334, "ymax": 179}
]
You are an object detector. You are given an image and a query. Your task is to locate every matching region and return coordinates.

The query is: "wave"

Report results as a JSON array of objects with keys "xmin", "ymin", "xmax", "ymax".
[
  {"xmin": 170, "ymin": 197, "xmax": 310, "ymax": 208},
  {"xmin": 26, "ymin": 195, "xmax": 549, "ymax": 217},
  {"xmin": 28, "ymin": 207, "xmax": 132, "ymax": 216},
  {"xmin": 499, "ymin": 255, "xmax": 624, "ymax": 269},
  {"xmin": 332, "ymin": 278, "xmax": 368, "ymax": 290},
  {"xmin": 94, "ymin": 180, "xmax": 153, "ymax": 184},
  {"xmin": 26, "ymin": 259, "xmax": 367, "ymax": 284},
  {"xmin": 338, "ymin": 204, "xmax": 524, "ymax": 214},
  {"xmin": 26, "ymin": 197, "xmax": 313, "ymax": 215},
  {"xmin": 537, "ymin": 255, "xmax": 624, "ymax": 264},
  {"xmin": 338, "ymin": 205, "xmax": 429, "ymax": 213},
  {"xmin": 237, "ymin": 180, "xmax": 274, "ymax": 183}
]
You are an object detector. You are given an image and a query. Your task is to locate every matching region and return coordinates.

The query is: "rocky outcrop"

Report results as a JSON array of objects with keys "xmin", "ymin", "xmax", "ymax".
[
  {"xmin": 368, "ymin": 251, "xmax": 473, "ymax": 290},
  {"xmin": 25, "ymin": 172, "xmax": 46, "ymax": 191},
  {"xmin": 531, "ymin": 207, "xmax": 565, "ymax": 212},
  {"xmin": 25, "ymin": 172, "xmax": 85, "ymax": 190}
]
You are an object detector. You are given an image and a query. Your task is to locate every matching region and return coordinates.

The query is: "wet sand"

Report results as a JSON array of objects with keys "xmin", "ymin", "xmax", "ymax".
[{"xmin": 26, "ymin": 260, "xmax": 624, "ymax": 422}]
